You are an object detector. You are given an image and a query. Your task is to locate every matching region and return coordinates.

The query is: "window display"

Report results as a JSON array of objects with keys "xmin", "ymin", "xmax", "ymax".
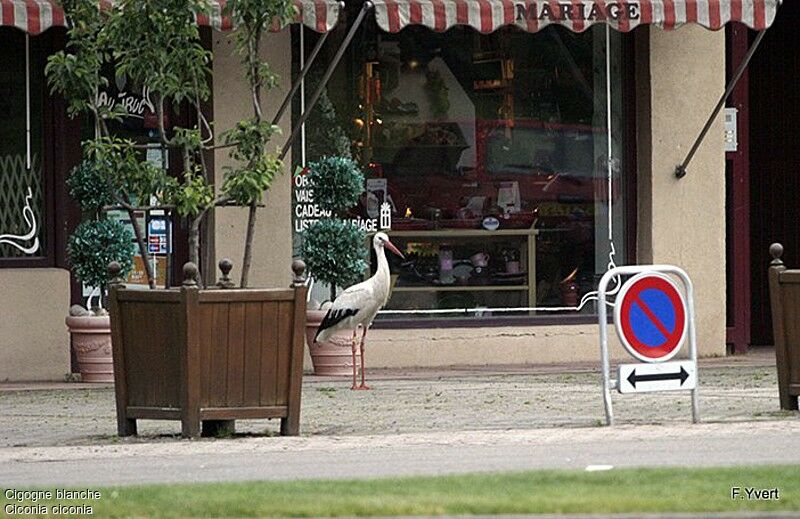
[{"xmin": 295, "ymin": 20, "xmax": 630, "ymax": 321}]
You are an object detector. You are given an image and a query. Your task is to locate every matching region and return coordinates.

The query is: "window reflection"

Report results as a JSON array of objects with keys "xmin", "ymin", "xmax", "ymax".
[{"xmin": 296, "ymin": 24, "xmax": 628, "ymax": 320}]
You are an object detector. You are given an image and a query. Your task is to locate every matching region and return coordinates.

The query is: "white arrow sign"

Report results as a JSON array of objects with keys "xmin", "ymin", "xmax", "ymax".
[{"xmin": 617, "ymin": 361, "xmax": 697, "ymax": 394}]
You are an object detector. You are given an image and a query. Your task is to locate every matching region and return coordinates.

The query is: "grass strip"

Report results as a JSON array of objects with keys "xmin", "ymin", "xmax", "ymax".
[{"xmin": 5, "ymin": 465, "xmax": 799, "ymax": 517}]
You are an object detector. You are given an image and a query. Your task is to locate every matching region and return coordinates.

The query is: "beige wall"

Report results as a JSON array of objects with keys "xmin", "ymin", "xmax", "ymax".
[
  {"xmin": 361, "ymin": 324, "xmax": 635, "ymax": 367},
  {"xmin": 0, "ymin": 268, "xmax": 71, "ymax": 381},
  {"xmin": 211, "ymin": 30, "xmax": 294, "ymax": 289},
  {"xmin": 636, "ymin": 26, "xmax": 727, "ymax": 358}
]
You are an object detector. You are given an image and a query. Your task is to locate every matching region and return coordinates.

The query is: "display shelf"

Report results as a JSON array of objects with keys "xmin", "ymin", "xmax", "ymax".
[
  {"xmin": 393, "ymin": 285, "xmax": 529, "ymax": 292},
  {"xmin": 388, "ymin": 228, "xmax": 537, "ymax": 238},
  {"xmin": 382, "ymin": 227, "xmax": 538, "ymax": 306}
]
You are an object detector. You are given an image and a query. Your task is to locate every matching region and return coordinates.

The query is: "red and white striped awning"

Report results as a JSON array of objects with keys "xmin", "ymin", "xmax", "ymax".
[
  {"xmin": 373, "ymin": 0, "xmax": 780, "ymax": 34},
  {"xmin": 0, "ymin": 0, "xmax": 341, "ymax": 35}
]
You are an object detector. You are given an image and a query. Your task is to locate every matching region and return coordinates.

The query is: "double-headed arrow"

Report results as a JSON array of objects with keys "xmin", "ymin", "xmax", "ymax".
[{"xmin": 627, "ymin": 366, "xmax": 690, "ymax": 388}]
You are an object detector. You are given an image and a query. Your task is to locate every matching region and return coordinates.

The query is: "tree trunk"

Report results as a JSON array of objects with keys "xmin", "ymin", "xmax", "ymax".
[
  {"xmin": 240, "ymin": 202, "xmax": 258, "ymax": 288},
  {"xmin": 239, "ymin": 30, "xmax": 263, "ymax": 288},
  {"xmin": 189, "ymin": 215, "xmax": 203, "ymax": 287},
  {"xmin": 127, "ymin": 208, "xmax": 156, "ymax": 289}
]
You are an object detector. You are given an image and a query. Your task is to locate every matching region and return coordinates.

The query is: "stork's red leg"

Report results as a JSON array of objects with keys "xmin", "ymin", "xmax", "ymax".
[
  {"xmin": 350, "ymin": 329, "xmax": 358, "ymax": 390},
  {"xmin": 357, "ymin": 326, "xmax": 371, "ymax": 390}
]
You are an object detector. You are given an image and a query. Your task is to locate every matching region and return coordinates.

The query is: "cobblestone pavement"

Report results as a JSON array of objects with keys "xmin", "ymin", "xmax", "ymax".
[{"xmin": 0, "ymin": 349, "xmax": 795, "ymax": 448}]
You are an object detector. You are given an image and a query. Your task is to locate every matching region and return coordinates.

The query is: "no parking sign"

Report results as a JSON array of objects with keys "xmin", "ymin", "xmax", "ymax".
[
  {"xmin": 614, "ymin": 272, "xmax": 687, "ymax": 363},
  {"xmin": 596, "ymin": 265, "xmax": 699, "ymax": 426}
]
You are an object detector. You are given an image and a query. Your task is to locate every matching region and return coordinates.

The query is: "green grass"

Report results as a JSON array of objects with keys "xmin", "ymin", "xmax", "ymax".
[{"xmin": 10, "ymin": 465, "xmax": 800, "ymax": 518}]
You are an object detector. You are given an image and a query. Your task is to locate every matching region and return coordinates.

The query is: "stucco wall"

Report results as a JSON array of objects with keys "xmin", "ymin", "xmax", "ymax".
[
  {"xmin": 211, "ymin": 30, "xmax": 294, "ymax": 289},
  {"xmin": 0, "ymin": 268, "xmax": 70, "ymax": 381},
  {"xmin": 636, "ymin": 26, "xmax": 727, "ymax": 358},
  {"xmin": 364, "ymin": 324, "xmax": 633, "ymax": 366}
]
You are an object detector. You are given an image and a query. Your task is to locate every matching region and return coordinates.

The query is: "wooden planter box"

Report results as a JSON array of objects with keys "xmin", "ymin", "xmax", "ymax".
[
  {"xmin": 108, "ymin": 261, "xmax": 308, "ymax": 438},
  {"xmin": 767, "ymin": 244, "xmax": 800, "ymax": 411}
]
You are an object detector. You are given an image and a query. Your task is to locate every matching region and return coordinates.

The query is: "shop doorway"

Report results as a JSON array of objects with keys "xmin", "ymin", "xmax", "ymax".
[
  {"xmin": 727, "ymin": 2, "xmax": 800, "ymax": 351},
  {"xmin": 748, "ymin": 1, "xmax": 800, "ymax": 347}
]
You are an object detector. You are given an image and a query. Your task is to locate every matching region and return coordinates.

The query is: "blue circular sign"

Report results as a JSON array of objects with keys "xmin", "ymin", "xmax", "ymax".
[{"xmin": 614, "ymin": 272, "xmax": 687, "ymax": 363}]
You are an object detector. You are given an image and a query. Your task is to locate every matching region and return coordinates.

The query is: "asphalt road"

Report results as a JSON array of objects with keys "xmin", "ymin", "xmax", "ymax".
[{"xmin": 2, "ymin": 420, "xmax": 799, "ymax": 487}]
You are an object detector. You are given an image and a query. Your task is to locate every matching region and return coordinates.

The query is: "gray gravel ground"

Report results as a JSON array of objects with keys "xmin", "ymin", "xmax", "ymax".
[{"xmin": 0, "ymin": 349, "xmax": 795, "ymax": 448}]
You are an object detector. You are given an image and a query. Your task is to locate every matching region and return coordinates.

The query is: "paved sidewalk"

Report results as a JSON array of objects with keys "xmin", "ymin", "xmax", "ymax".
[
  {"xmin": 2, "ymin": 421, "xmax": 800, "ymax": 486},
  {"xmin": 0, "ymin": 348, "xmax": 793, "ymax": 448}
]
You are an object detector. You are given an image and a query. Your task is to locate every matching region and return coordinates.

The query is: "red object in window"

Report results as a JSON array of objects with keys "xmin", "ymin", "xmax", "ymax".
[{"xmin": 143, "ymin": 110, "xmax": 169, "ymax": 130}]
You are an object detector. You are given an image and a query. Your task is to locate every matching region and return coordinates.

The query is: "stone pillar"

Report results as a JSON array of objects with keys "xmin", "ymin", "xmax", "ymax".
[
  {"xmin": 636, "ymin": 26, "xmax": 727, "ymax": 356},
  {"xmin": 211, "ymin": 30, "xmax": 294, "ymax": 288}
]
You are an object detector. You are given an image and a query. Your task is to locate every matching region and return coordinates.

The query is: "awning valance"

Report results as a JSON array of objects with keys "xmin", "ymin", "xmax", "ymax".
[
  {"xmin": 373, "ymin": 0, "xmax": 780, "ymax": 34},
  {"xmin": 0, "ymin": 0, "xmax": 341, "ymax": 35}
]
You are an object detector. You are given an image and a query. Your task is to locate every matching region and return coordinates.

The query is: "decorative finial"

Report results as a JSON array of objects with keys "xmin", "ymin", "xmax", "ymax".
[
  {"xmin": 108, "ymin": 261, "xmax": 125, "ymax": 286},
  {"xmin": 770, "ymin": 243, "xmax": 784, "ymax": 266},
  {"xmin": 216, "ymin": 258, "xmax": 235, "ymax": 289},
  {"xmin": 182, "ymin": 262, "xmax": 199, "ymax": 287},
  {"xmin": 292, "ymin": 259, "xmax": 307, "ymax": 288}
]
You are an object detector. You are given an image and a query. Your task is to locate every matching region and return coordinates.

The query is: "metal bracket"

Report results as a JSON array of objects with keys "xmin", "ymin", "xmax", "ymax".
[{"xmin": 675, "ymin": 29, "xmax": 769, "ymax": 179}]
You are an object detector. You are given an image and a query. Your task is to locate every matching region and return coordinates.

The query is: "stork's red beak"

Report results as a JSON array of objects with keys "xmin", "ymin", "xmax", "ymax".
[{"xmin": 384, "ymin": 239, "xmax": 405, "ymax": 260}]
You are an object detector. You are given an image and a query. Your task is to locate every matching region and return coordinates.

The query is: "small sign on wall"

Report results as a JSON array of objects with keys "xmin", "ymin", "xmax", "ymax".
[{"xmin": 724, "ymin": 107, "xmax": 738, "ymax": 153}]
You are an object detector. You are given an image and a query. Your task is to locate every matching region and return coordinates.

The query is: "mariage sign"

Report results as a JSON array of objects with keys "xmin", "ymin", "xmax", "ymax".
[{"xmin": 515, "ymin": 2, "xmax": 641, "ymax": 23}]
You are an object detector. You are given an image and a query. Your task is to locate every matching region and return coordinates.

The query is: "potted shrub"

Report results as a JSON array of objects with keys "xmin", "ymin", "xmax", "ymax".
[
  {"xmin": 65, "ymin": 161, "xmax": 135, "ymax": 382},
  {"xmin": 48, "ymin": 0, "xmax": 307, "ymax": 438},
  {"xmin": 301, "ymin": 156, "xmax": 369, "ymax": 375}
]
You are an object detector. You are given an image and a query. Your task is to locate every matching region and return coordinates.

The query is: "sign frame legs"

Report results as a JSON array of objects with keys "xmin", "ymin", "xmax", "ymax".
[{"xmin": 597, "ymin": 265, "xmax": 700, "ymax": 426}]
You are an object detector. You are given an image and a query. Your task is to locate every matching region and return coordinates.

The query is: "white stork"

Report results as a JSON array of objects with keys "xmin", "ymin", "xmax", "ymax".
[{"xmin": 314, "ymin": 232, "xmax": 405, "ymax": 390}]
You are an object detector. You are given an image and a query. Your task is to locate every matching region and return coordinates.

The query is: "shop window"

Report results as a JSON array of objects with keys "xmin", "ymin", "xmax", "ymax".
[
  {"xmin": 294, "ymin": 22, "xmax": 631, "ymax": 322},
  {"xmin": 0, "ymin": 29, "xmax": 47, "ymax": 262}
]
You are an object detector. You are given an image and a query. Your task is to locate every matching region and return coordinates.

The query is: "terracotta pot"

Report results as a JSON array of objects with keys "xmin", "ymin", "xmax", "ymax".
[
  {"xmin": 65, "ymin": 315, "xmax": 114, "ymax": 383},
  {"xmin": 305, "ymin": 309, "xmax": 361, "ymax": 376},
  {"xmin": 561, "ymin": 281, "xmax": 579, "ymax": 307}
]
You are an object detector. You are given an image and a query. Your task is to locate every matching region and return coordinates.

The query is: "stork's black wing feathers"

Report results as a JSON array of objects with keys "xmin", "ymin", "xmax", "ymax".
[{"xmin": 315, "ymin": 307, "xmax": 359, "ymax": 341}]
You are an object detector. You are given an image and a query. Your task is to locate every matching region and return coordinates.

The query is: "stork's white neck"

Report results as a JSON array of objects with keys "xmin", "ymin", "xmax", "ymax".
[{"xmin": 374, "ymin": 242, "xmax": 391, "ymax": 306}]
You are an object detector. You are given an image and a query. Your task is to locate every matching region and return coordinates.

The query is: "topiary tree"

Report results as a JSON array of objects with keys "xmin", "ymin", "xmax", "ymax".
[
  {"xmin": 301, "ymin": 156, "xmax": 367, "ymax": 303},
  {"xmin": 66, "ymin": 159, "xmax": 135, "ymax": 312},
  {"xmin": 68, "ymin": 220, "xmax": 135, "ymax": 311},
  {"xmin": 66, "ymin": 159, "xmax": 115, "ymax": 220},
  {"xmin": 306, "ymin": 88, "xmax": 352, "ymax": 161}
]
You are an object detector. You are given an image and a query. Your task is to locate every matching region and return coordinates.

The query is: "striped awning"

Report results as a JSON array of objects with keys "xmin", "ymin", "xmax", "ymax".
[
  {"xmin": 373, "ymin": 0, "xmax": 780, "ymax": 34},
  {"xmin": 0, "ymin": 0, "xmax": 341, "ymax": 35}
]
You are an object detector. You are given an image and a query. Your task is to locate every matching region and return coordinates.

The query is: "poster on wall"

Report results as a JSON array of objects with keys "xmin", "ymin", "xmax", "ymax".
[
  {"xmin": 293, "ymin": 166, "xmax": 393, "ymax": 234},
  {"xmin": 107, "ymin": 209, "xmax": 164, "ymax": 287}
]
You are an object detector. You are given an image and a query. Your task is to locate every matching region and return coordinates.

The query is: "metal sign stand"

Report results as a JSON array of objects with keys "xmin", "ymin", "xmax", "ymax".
[{"xmin": 597, "ymin": 265, "xmax": 700, "ymax": 426}]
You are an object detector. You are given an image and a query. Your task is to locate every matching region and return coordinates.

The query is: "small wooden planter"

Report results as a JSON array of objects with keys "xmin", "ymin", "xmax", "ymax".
[
  {"xmin": 767, "ymin": 243, "xmax": 800, "ymax": 411},
  {"xmin": 107, "ymin": 260, "xmax": 308, "ymax": 438}
]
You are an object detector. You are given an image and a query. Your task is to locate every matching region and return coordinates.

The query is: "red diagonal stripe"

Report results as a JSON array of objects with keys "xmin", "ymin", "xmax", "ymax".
[{"xmin": 632, "ymin": 294, "xmax": 676, "ymax": 344}]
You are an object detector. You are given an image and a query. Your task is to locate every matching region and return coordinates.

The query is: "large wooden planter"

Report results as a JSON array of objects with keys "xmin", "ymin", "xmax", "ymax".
[
  {"xmin": 767, "ymin": 243, "xmax": 800, "ymax": 411},
  {"xmin": 108, "ymin": 260, "xmax": 308, "ymax": 438}
]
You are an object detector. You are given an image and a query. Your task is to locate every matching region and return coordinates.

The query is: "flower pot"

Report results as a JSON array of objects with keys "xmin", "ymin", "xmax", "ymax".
[
  {"xmin": 305, "ymin": 309, "xmax": 361, "ymax": 376},
  {"xmin": 65, "ymin": 315, "xmax": 114, "ymax": 383},
  {"xmin": 561, "ymin": 281, "xmax": 579, "ymax": 307}
]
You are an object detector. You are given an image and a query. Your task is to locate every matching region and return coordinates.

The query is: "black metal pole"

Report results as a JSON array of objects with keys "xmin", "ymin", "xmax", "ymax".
[
  {"xmin": 675, "ymin": 30, "xmax": 768, "ymax": 178},
  {"xmin": 270, "ymin": 1, "xmax": 345, "ymax": 126},
  {"xmin": 279, "ymin": 1, "xmax": 373, "ymax": 160}
]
